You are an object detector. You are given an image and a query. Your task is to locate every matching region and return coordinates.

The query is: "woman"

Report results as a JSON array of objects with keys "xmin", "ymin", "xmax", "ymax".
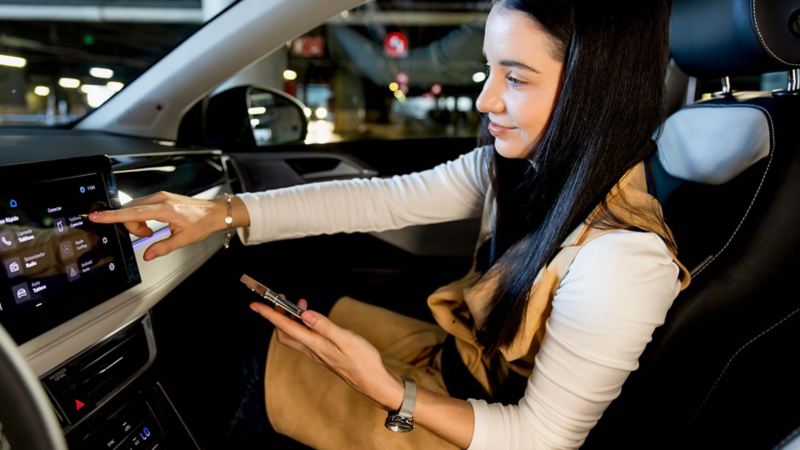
[{"xmin": 91, "ymin": 0, "xmax": 691, "ymax": 448}]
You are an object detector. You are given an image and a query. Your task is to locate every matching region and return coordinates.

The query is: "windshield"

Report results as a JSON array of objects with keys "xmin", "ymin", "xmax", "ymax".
[{"xmin": 0, "ymin": 0, "xmax": 207, "ymax": 127}]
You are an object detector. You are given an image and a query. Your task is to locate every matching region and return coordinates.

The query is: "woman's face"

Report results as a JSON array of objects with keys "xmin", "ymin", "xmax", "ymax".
[{"xmin": 477, "ymin": 6, "xmax": 565, "ymax": 159}]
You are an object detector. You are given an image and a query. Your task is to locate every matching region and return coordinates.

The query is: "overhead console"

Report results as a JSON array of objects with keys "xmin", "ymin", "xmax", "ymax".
[{"xmin": 0, "ymin": 156, "xmax": 140, "ymax": 344}]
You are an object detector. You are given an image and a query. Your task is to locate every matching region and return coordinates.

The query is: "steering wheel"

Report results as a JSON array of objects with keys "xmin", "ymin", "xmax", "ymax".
[{"xmin": 0, "ymin": 324, "xmax": 67, "ymax": 450}]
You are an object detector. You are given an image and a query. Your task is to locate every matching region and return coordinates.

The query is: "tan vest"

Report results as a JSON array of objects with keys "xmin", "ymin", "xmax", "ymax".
[{"xmin": 427, "ymin": 161, "xmax": 692, "ymax": 395}]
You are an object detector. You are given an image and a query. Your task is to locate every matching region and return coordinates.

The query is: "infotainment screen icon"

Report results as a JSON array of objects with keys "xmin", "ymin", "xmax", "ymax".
[{"xmin": 0, "ymin": 155, "xmax": 141, "ymax": 344}]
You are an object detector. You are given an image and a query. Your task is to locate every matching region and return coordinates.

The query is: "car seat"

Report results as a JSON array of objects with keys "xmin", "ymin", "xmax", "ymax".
[{"xmin": 582, "ymin": 0, "xmax": 800, "ymax": 448}]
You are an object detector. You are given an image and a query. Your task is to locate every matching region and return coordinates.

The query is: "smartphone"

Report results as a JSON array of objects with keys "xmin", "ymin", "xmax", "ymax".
[{"xmin": 240, "ymin": 274, "xmax": 305, "ymax": 319}]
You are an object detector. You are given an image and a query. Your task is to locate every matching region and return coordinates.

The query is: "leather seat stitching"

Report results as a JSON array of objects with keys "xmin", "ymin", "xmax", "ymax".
[
  {"xmin": 751, "ymin": 0, "xmax": 799, "ymax": 66},
  {"xmin": 690, "ymin": 103, "xmax": 775, "ymax": 278},
  {"xmin": 692, "ymin": 306, "xmax": 800, "ymax": 420}
]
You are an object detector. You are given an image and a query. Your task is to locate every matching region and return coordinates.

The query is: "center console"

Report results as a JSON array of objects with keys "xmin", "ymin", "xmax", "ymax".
[{"xmin": 49, "ymin": 315, "xmax": 198, "ymax": 450}]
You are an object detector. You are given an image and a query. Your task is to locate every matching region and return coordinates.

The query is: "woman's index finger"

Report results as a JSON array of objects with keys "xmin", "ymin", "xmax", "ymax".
[{"xmin": 88, "ymin": 204, "xmax": 167, "ymax": 224}]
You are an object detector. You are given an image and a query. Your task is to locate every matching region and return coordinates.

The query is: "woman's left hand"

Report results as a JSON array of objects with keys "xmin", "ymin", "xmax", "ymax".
[{"xmin": 250, "ymin": 299, "xmax": 404, "ymax": 411}]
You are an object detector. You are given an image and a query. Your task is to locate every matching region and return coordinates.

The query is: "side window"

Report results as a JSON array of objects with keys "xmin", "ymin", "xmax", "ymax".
[
  {"xmin": 759, "ymin": 71, "xmax": 792, "ymax": 91},
  {"xmin": 695, "ymin": 71, "xmax": 792, "ymax": 100},
  {"xmin": 227, "ymin": 1, "xmax": 489, "ymax": 145}
]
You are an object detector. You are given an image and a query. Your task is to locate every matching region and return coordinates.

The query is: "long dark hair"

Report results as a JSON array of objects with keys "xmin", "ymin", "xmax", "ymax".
[{"xmin": 477, "ymin": 0, "xmax": 675, "ymax": 356}]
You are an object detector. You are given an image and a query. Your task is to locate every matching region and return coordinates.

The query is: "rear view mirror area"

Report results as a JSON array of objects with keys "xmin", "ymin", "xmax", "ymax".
[
  {"xmin": 178, "ymin": 85, "xmax": 308, "ymax": 151},
  {"xmin": 247, "ymin": 88, "xmax": 307, "ymax": 146}
]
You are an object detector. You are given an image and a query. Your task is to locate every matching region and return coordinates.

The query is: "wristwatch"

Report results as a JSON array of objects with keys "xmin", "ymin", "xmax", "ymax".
[{"xmin": 385, "ymin": 376, "xmax": 416, "ymax": 432}]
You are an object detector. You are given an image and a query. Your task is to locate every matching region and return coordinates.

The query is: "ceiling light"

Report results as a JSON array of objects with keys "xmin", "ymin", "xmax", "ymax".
[
  {"xmin": 106, "ymin": 81, "xmax": 124, "ymax": 92},
  {"xmin": 456, "ymin": 96, "xmax": 473, "ymax": 112},
  {"xmin": 34, "ymin": 86, "xmax": 50, "ymax": 96},
  {"xmin": 58, "ymin": 78, "xmax": 81, "ymax": 89},
  {"xmin": 80, "ymin": 84, "xmax": 113, "ymax": 107},
  {"xmin": 80, "ymin": 84, "xmax": 105, "ymax": 94},
  {"xmin": 0, "ymin": 54, "xmax": 26, "ymax": 68},
  {"xmin": 472, "ymin": 72, "xmax": 487, "ymax": 83},
  {"xmin": 283, "ymin": 70, "xmax": 297, "ymax": 81},
  {"xmin": 89, "ymin": 67, "xmax": 114, "ymax": 79},
  {"xmin": 248, "ymin": 106, "xmax": 266, "ymax": 115}
]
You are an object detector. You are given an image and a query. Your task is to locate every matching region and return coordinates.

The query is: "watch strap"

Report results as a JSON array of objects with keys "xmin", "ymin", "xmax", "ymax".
[
  {"xmin": 384, "ymin": 376, "xmax": 417, "ymax": 432},
  {"xmin": 398, "ymin": 376, "xmax": 416, "ymax": 418}
]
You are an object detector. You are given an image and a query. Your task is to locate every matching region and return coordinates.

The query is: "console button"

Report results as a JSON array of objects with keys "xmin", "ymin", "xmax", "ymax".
[
  {"xmin": 0, "ymin": 231, "xmax": 16, "ymax": 253},
  {"xmin": 54, "ymin": 218, "xmax": 67, "ymax": 234},
  {"xmin": 3, "ymin": 257, "xmax": 22, "ymax": 278},
  {"xmin": 11, "ymin": 282, "xmax": 31, "ymax": 305},
  {"xmin": 66, "ymin": 263, "xmax": 80, "ymax": 282},
  {"xmin": 59, "ymin": 241, "xmax": 75, "ymax": 260}
]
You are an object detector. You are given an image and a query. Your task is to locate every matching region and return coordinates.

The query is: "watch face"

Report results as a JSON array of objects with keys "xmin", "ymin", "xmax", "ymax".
[{"xmin": 385, "ymin": 415, "xmax": 414, "ymax": 433}]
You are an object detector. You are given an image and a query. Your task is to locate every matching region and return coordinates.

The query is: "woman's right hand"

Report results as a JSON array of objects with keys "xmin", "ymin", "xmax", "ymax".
[{"xmin": 88, "ymin": 191, "xmax": 249, "ymax": 261}]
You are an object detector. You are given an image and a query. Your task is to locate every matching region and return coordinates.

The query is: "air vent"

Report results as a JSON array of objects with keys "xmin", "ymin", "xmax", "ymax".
[
  {"xmin": 42, "ymin": 316, "xmax": 155, "ymax": 428},
  {"xmin": 111, "ymin": 153, "xmax": 226, "ymax": 198}
]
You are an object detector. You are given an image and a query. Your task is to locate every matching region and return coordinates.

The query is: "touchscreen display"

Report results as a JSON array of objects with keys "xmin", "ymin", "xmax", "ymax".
[{"xmin": 0, "ymin": 156, "xmax": 140, "ymax": 343}]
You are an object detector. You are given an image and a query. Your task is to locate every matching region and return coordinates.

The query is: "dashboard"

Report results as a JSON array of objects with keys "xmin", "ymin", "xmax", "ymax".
[
  {"xmin": 0, "ymin": 130, "xmax": 236, "ymax": 448},
  {"xmin": 0, "ymin": 129, "xmax": 235, "ymax": 377},
  {"xmin": 0, "ymin": 127, "xmax": 444, "ymax": 449}
]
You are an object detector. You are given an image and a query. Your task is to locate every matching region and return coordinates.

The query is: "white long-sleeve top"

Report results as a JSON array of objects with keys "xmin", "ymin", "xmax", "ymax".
[{"xmin": 237, "ymin": 147, "xmax": 681, "ymax": 449}]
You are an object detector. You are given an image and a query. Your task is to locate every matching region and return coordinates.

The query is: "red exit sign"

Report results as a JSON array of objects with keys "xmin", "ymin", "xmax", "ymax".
[{"xmin": 291, "ymin": 36, "xmax": 325, "ymax": 57}]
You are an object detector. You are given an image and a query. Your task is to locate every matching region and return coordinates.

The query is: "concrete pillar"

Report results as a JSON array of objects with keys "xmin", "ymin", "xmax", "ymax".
[{"xmin": 332, "ymin": 67, "xmax": 365, "ymax": 137}]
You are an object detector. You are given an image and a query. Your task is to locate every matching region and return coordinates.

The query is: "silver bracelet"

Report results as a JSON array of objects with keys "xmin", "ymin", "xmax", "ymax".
[{"xmin": 222, "ymin": 193, "xmax": 235, "ymax": 249}]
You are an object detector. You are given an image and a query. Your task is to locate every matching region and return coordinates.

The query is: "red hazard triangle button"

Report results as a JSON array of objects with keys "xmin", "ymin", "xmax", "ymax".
[{"xmin": 75, "ymin": 399, "xmax": 86, "ymax": 411}]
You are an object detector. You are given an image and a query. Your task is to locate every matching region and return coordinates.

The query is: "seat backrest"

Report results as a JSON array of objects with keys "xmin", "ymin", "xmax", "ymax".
[{"xmin": 583, "ymin": 1, "xmax": 800, "ymax": 448}]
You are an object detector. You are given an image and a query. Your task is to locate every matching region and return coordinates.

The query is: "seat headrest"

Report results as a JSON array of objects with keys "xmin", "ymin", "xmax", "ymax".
[
  {"xmin": 670, "ymin": 0, "xmax": 800, "ymax": 78},
  {"xmin": 657, "ymin": 103, "xmax": 771, "ymax": 185}
]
